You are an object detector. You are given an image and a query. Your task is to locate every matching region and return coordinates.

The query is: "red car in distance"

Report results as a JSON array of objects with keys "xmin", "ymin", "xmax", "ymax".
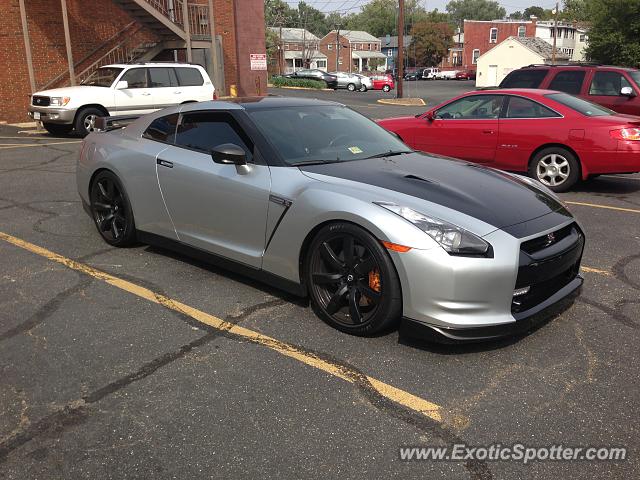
[
  {"xmin": 377, "ymin": 89, "xmax": 640, "ymax": 191},
  {"xmin": 371, "ymin": 74, "xmax": 395, "ymax": 92},
  {"xmin": 455, "ymin": 70, "xmax": 476, "ymax": 81}
]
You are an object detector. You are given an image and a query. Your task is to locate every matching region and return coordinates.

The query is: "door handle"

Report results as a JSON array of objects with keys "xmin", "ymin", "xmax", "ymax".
[
  {"xmin": 157, "ymin": 158, "xmax": 173, "ymax": 168},
  {"xmin": 141, "ymin": 92, "xmax": 152, "ymax": 96},
  {"xmin": 483, "ymin": 129, "xmax": 495, "ymax": 134},
  {"xmin": 173, "ymin": 91, "xmax": 182, "ymax": 94}
]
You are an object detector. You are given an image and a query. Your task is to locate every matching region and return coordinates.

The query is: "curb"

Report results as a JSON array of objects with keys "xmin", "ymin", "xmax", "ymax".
[
  {"xmin": 269, "ymin": 86, "xmax": 333, "ymax": 91},
  {"xmin": 377, "ymin": 98, "xmax": 426, "ymax": 106}
]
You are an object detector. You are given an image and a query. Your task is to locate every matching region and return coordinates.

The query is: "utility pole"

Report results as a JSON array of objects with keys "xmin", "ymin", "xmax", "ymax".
[
  {"xmin": 397, "ymin": 0, "xmax": 405, "ymax": 98},
  {"xmin": 335, "ymin": 24, "xmax": 341, "ymax": 72},
  {"xmin": 551, "ymin": 2, "xmax": 558, "ymax": 65},
  {"xmin": 279, "ymin": 22, "xmax": 284, "ymax": 75}
]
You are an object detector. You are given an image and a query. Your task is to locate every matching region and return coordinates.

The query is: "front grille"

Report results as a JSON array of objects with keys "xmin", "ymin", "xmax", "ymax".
[
  {"xmin": 32, "ymin": 95, "xmax": 50, "ymax": 107},
  {"xmin": 512, "ymin": 223, "xmax": 584, "ymax": 314}
]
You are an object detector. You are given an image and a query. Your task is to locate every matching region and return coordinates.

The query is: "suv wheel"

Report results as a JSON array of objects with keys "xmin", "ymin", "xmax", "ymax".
[
  {"xmin": 529, "ymin": 147, "xmax": 580, "ymax": 192},
  {"xmin": 74, "ymin": 107, "xmax": 104, "ymax": 137}
]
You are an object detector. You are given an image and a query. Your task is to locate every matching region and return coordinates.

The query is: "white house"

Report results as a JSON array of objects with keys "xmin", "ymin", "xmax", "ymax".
[
  {"xmin": 475, "ymin": 36, "xmax": 569, "ymax": 87},
  {"xmin": 535, "ymin": 21, "xmax": 588, "ymax": 62}
]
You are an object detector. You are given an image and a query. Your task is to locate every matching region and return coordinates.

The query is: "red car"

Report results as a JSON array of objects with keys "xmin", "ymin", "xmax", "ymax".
[
  {"xmin": 455, "ymin": 70, "xmax": 476, "ymax": 81},
  {"xmin": 371, "ymin": 74, "xmax": 395, "ymax": 92},
  {"xmin": 377, "ymin": 89, "xmax": 640, "ymax": 191}
]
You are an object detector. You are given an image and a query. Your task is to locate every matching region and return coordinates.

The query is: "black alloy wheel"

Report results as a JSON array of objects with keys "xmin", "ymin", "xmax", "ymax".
[
  {"xmin": 89, "ymin": 171, "xmax": 136, "ymax": 247},
  {"xmin": 306, "ymin": 223, "xmax": 402, "ymax": 336}
]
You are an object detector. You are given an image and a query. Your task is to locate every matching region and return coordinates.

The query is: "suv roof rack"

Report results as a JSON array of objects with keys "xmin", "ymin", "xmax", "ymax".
[
  {"xmin": 125, "ymin": 61, "xmax": 200, "ymax": 66},
  {"xmin": 523, "ymin": 62, "xmax": 602, "ymax": 68}
]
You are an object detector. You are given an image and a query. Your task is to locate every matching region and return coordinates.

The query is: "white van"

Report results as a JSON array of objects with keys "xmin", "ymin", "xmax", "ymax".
[
  {"xmin": 421, "ymin": 67, "xmax": 440, "ymax": 80},
  {"xmin": 28, "ymin": 63, "xmax": 215, "ymax": 136}
]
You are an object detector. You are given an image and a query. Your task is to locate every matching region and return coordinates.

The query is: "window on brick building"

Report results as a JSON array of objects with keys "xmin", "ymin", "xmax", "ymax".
[
  {"xmin": 489, "ymin": 28, "xmax": 498, "ymax": 43},
  {"xmin": 472, "ymin": 49, "xmax": 480, "ymax": 64},
  {"xmin": 518, "ymin": 26, "xmax": 526, "ymax": 37}
]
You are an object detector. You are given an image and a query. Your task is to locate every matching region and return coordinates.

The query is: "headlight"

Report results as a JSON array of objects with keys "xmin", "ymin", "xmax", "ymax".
[
  {"xmin": 50, "ymin": 97, "xmax": 71, "ymax": 106},
  {"xmin": 375, "ymin": 202, "xmax": 490, "ymax": 256}
]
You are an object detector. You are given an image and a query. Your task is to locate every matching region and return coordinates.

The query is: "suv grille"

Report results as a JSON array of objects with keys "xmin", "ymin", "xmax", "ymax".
[
  {"xmin": 512, "ymin": 223, "xmax": 584, "ymax": 314},
  {"xmin": 32, "ymin": 96, "xmax": 50, "ymax": 107}
]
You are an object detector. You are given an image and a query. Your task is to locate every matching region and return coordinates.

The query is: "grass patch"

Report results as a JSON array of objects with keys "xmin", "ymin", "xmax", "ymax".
[{"xmin": 271, "ymin": 77, "xmax": 327, "ymax": 89}]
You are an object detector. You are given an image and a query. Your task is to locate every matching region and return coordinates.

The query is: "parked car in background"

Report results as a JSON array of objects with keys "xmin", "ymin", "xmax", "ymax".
[
  {"xmin": 377, "ymin": 89, "xmax": 640, "ymax": 192},
  {"xmin": 404, "ymin": 68, "xmax": 426, "ymax": 81},
  {"xmin": 354, "ymin": 74, "xmax": 373, "ymax": 92},
  {"xmin": 498, "ymin": 64, "xmax": 640, "ymax": 116},
  {"xmin": 455, "ymin": 70, "xmax": 476, "ymax": 81},
  {"xmin": 285, "ymin": 69, "xmax": 338, "ymax": 89},
  {"xmin": 27, "ymin": 62, "xmax": 215, "ymax": 136},
  {"xmin": 329, "ymin": 72, "xmax": 362, "ymax": 92},
  {"xmin": 435, "ymin": 70, "xmax": 458, "ymax": 80},
  {"xmin": 422, "ymin": 67, "xmax": 440, "ymax": 80},
  {"xmin": 371, "ymin": 74, "xmax": 395, "ymax": 92}
]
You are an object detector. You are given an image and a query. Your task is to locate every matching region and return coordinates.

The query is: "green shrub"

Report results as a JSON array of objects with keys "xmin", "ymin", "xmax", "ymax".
[{"xmin": 270, "ymin": 77, "xmax": 327, "ymax": 89}]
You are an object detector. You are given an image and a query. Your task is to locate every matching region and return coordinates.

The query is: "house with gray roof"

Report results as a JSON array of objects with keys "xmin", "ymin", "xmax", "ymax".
[
  {"xmin": 319, "ymin": 30, "xmax": 386, "ymax": 72},
  {"xmin": 269, "ymin": 27, "xmax": 327, "ymax": 73}
]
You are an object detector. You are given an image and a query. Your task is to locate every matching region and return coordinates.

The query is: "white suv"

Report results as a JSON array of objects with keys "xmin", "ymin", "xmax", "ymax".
[{"xmin": 28, "ymin": 62, "xmax": 215, "ymax": 136}]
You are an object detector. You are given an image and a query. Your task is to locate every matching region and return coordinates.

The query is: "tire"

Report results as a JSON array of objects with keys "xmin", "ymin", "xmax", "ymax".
[
  {"xmin": 347, "ymin": 83, "xmax": 356, "ymax": 91},
  {"xmin": 528, "ymin": 147, "xmax": 580, "ymax": 192},
  {"xmin": 42, "ymin": 123, "xmax": 73, "ymax": 136},
  {"xmin": 74, "ymin": 107, "xmax": 104, "ymax": 137},
  {"xmin": 382, "ymin": 85, "xmax": 391, "ymax": 92},
  {"xmin": 89, "ymin": 170, "xmax": 137, "ymax": 247},
  {"xmin": 305, "ymin": 222, "xmax": 402, "ymax": 336},
  {"xmin": 359, "ymin": 85, "xmax": 367, "ymax": 92}
]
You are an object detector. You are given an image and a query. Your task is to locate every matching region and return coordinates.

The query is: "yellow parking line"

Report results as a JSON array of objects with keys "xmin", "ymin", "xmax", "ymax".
[
  {"xmin": 0, "ymin": 230, "xmax": 449, "ymax": 425},
  {"xmin": 581, "ymin": 266, "xmax": 611, "ymax": 276},
  {"xmin": 565, "ymin": 201, "xmax": 640, "ymax": 214},
  {"xmin": 0, "ymin": 141, "xmax": 81, "ymax": 149}
]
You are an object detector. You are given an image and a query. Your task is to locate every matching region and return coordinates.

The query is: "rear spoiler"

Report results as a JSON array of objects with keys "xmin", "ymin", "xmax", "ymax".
[{"xmin": 94, "ymin": 115, "xmax": 140, "ymax": 132}]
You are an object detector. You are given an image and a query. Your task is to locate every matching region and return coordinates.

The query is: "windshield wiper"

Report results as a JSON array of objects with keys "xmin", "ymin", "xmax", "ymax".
[
  {"xmin": 364, "ymin": 150, "xmax": 412, "ymax": 159},
  {"xmin": 290, "ymin": 159, "xmax": 342, "ymax": 166}
]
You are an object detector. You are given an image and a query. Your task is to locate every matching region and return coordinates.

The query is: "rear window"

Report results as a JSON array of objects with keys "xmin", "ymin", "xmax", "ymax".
[
  {"xmin": 175, "ymin": 67, "xmax": 204, "ymax": 86},
  {"xmin": 143, "ymin": 114, "xmax": 179, "ymax": 143},
  {"xmin": 548, "ymin": 70, "xmax": 585, "ymax": 95},
  {"xmin": 546, "ymin": 93, "xmax": 616, "ymax": 117},
  {"xmin": 500, "ymin": 69, "xmax": 548, "ymax": 88}
]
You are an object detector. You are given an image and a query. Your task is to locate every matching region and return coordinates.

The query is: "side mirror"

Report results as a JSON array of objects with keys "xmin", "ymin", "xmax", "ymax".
[
  {"xmin": 115, "ymin": 80, "xmax": 129, "ymax": 90},
  {"xmin": 425, "ymin": 111, "xmax": 435, "ymax": 122},
  {"xmin": 211, "ymin": 143, "xmax": 247, "ymax": 166},
  {"xmin": 621, "ymin": 86, "xmax": 636, "ymax": 97}
]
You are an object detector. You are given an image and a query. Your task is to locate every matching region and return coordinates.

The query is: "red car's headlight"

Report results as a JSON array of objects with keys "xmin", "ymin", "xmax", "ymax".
[{"xmin": 610, "ymin": 128, "xmax": 640, "ymax": 141}]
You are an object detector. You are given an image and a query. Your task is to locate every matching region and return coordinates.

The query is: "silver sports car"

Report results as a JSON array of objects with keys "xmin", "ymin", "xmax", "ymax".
[{"xmin": 77, "ymin": 97, "xmax": 584, "ymax": 342}]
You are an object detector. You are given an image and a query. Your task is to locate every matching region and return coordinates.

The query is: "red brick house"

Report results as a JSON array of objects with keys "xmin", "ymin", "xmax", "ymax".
[
  {"xmin": 268, "ymin": 27, "xmax": 326, "ymax": 74},
  {"xmin": 462, "ymin": 19, "xmax": 537, "ymax": 70},
  {"xmin": 319, "ymin": 30, "xmax": 385, "ymax": 73},
  {"xmin": 1, "ymin": 0, "xmax": 267, "ymax": 123}
]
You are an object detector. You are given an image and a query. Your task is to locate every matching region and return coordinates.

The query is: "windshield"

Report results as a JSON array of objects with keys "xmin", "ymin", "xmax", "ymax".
[
  {"xmin": 628, "ymin": 71, "xmax": 640, "ymax": 87},
  {"xmin": 248, "ymin": 106, "xmax": 411, "ymax": 165},
  {"xmin": 81, "ymin": 67, "xmax": 124, "ymax": 87},
  {"xmin": 545, "ymin": 92, "xmax": 616, "ymax": 116}
]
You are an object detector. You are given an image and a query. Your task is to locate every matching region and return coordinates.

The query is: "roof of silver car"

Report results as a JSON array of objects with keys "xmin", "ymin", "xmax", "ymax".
[{"xmin": 182, "ymin": 96, "xmax": 342, "ymax": 112}]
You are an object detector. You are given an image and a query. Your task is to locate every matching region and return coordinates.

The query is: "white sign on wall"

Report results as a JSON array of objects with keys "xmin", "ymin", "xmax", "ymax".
[{"xmin": 250, "ymin": 53, "xmax": 267, "ymax": 71}]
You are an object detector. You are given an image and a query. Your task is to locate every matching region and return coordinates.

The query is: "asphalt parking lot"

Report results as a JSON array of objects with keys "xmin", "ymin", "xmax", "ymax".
[{"xmin": 1, "ymin": 86, "xmax": 639, "ymax": 479}]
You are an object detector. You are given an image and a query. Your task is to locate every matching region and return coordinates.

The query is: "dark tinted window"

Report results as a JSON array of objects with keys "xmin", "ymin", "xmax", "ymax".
[
  {"xmin": 149, "ymin": 68, "xmax": 178, "ymax": 88},
  {"xmin": 504, "ymin": 96, "xmax": 561, "ymax": 118},
  {"xmin": 629, "ymin": 71, "xmax": 640, "ymax": 87},
  {"xmin": 589, "ymin": 71, "xmax": 632, "ymax": 96},
  {"xmin": 548, "ymin": 70, "xmax": 585, "ymax": 94},
  {"xmin": 546, "ymin": 93, "xmax": 615, "ymax": 116},
  {"xmin": 500, "ymin": 69, "xmax": 548, "ymax": 88},
  {"xmin": 120, "ymin": 68, "xmax": 147, "ymax": 88},
  {"xmin": 175, "ymin": 112, "xmax": 252, "ymax": 159},
  {"xmin": 143, "ymin": 114, "xmax": 179, "ymax": 142},
  {"xmin": 175, "ymin": 67, "xmax": 204, "ymax": 86},
  {"xmin": 436, "ymin": 95, "xmax": 504, "ymax": 119}
]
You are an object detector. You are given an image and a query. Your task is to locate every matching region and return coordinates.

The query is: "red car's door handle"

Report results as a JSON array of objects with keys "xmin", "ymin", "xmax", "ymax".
[{"xmin": 483, "ymin": 129, "xmax": 495, "ymax": 134}]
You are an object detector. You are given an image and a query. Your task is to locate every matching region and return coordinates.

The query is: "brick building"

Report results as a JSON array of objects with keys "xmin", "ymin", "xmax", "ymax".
[
  {"xmin": 1, "ymin": 0, "xmax": 267, "ymax": 123},
  {"xmin": 440, "ymin": 32, "xmax": 464, "ymax": 70},
  {"xmin": 268, "ymin": 27, "xmax": 326, "ymax": 74},
  {"xmin": 319, "ymin": 30, "xmax": 385, "ymax": 73},
  {"xmin": 462, "ymin": 19, "xmax": 537, "ymax": 70}
]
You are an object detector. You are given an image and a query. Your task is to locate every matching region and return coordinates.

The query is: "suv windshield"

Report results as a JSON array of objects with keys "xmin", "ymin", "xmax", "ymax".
[
  {"xmin": 248, "ymin": 106, "xmax": 411, "ymax": 165},
  {"xmin": 628, "ymin": 71, "xmax": 640, "ymax": 87},
  {"xmin": 500, "ymin": 69, "xmax": 548, "ymax": 88},
  {"xmin": 81, "ymin": 67, "xmax": 124, "ymax": 87},
  {"xmin": 546, "ymin": 93, "xmax": 616, "ymax": 116}
]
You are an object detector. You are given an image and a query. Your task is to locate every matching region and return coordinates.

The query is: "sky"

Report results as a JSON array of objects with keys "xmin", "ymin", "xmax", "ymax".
[{"xmin": 282, "ymin": 0, "xmax": 561, "ymax": 15}]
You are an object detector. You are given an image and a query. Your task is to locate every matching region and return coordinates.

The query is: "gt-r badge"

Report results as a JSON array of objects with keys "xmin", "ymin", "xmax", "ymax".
[{"xmin": 545, "ymin": 232, "xmax": 556, "ymax": 246}]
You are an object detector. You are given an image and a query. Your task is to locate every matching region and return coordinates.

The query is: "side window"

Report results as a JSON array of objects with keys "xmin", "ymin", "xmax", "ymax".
[
  {"xmin": 120, "ymin": 68, "xmax": 147, "ymax": 88},
  {"xmin": 142, "ymin": 114, "xmax": 179, "ymax": 143},
  {"xmin": 548, "ymin": 70, "xmax": 586, "ymax": 95},
  {"xmin": 435, "ymin": 95, "xmax": 503, "ymax": 119},
  {"xmin": 472, "ymin": 49, "xmax": 480, "ymax": 64},
  {"xmin": 589, "ymin": 71, "xmax": 632, "ymax": 96},
  {"xmin": 504, "ymin": 97, "xmax": 561, "ymax": 118},
  {"xmin": 489, "ymin": 28, "xmax": 498, "ymax": 43},
  {"xmin": 500, "ymin": 69, "xmax": 547, "ymax": 88},
  {"xmin": 174, "ymin": 112, "xmax": 253, "ymax": 161},
  {"xmin": 149, "ymin": 68, "xmax": 178, "ymax": 88},
  {"xmin": 175, "ymin": 67, "xmax": 204, "ymax": 87}
]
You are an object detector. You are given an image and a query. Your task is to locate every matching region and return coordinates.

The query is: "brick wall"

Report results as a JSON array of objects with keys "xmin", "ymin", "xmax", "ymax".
[
  {"xmin": 319, "ymin": 33, "xmax": 351, "ymax": 72},
  {"xmin": 463, "ymin": 20, "xmax": 536, "ymax": 69},
  {"xmin": 232, "ymin": 0, "xmax": 266, "ymax": 96}
]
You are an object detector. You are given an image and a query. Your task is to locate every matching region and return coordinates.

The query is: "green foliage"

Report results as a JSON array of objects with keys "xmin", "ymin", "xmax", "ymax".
[
  {"xmin": 446, "ymin": 0, "xmax": 507, "ymax": 26},
  {"xmin": 584, "ymin": 0, "xmax": 640, "ymax": 67},
  {"xmin": 270, "ymin": 77, "xmax": 327, "ymax": 89},
  {"xmin": 342, "ymin": 0, "xmax": 440, "ymax": 37},
  {"xmin": 409, "ymin": 21, "xmax": 454, "ymax": 67}
]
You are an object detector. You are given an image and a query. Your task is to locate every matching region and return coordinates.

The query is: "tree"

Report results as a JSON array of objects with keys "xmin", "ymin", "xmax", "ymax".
[
  {"xmin": 409, "ymin": 21, "xmax": 454, "ymax": 66},
  {"xmin": 445, "ymin": 0, "xmax": 506, "ymax": 26},
  {"xmin": 584, "ymin": 0, "xmax": 640, "ymax": 67},
  {"xmin": 508, "ymin": 11, "xmax": 524, "ymax": 19},
  {"xmin": 342, "ymin": 0, "xmax": 431, "ymax": 37},
  {"xmin": 562, "ymin": 0, "xmax": 590, "ymax": 21},
  {"xmin": 264, "ymin": 0, "xmax": 298, "ymax": 27},
  {"xmin": 297, "ymin": 1, "xmax": 329, "ymax": 36}
]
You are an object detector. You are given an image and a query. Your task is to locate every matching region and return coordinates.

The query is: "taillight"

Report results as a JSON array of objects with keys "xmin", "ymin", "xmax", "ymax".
[
  {"xmin": 213, "ymin": 91, "xmax": 217, "ymax": 100},
  {"xmin": 610, "ymin": 128, "xmax": 640, "ymax": 141}
]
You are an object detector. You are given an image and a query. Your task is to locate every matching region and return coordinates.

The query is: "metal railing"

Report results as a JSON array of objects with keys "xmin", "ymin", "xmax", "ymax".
[{"xmin": 141, "ymin": 0, "xmax": 210, "ymax": 37}]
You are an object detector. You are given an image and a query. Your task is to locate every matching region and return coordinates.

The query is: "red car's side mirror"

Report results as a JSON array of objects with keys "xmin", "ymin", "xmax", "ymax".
[{"xmin": 425, "ymin": 111, "xmax": 435, "ymax": 122}]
